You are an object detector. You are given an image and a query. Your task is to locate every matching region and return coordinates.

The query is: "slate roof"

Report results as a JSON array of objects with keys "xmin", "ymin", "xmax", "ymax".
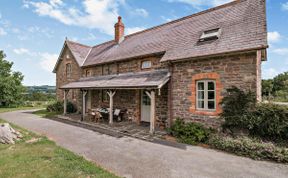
[
  {"xmin": 55, "ymin": 0, "xmax": 267, "ymax": 70},
  {"xmin": 60, "ymin": 69, "xmax": 170, "ymax": 89}
]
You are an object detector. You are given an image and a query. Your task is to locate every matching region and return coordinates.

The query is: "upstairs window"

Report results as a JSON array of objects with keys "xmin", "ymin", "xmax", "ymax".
[
  {"xmin": 66, "ymin": 63, "xmax": 72, "ymax": 78},
  {"xmin": 141, "ymin": 60, "xmax": 152, "ymax": 69},
  {"xmin": 85, "ymin": 69, "xmax": 91, "ymax": 77},
  {"xmin": 199, "ymin": 28, "xmax": 221, "ymax": 42},
  {"xmin": 196, "ymin": 80, "xmax": 216, "ymax": 111}
]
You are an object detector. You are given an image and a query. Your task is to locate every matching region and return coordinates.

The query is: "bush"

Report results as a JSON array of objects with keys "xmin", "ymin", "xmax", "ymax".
[
  {"xmin": 47, "ymin": 101, "xmax": 63, "ymax": 113},
  {"xmin": 208, "ymin": 135, "xmax": 288, "ymax": 163},
  {"xmin": 221, "ymin": 87, "xmax": 256, "ymax": 129},
  {"xmin": 168, "ymin": 118, "xmax": 212, "ymax": 145},
  {"xmin": 46, "ymin": 101, "xmax": 77, "ymax": 114},
  {"xmin": 67, "ymin": 102, "xmax": 77, "ymax": 113},
  {"xmin": 221, "ymin": 87, "xmax": 288, "ymax": 140},
  {"xmin": 249, "ymin": 104, "xmax": 288, "ymax": 140}
]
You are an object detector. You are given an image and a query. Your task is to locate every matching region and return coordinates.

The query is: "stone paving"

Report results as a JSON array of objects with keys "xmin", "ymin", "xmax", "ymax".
[{"xmin": 57, "ymin": 114, "xmax": 167, "ymax": 141}]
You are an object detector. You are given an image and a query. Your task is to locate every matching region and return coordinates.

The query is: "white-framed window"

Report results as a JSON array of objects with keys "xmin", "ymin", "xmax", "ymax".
[
  {"xmin": 141, "ymin": 60, "xmax": 152, "ymax": 69},
  {"xmin": 66, "ymin": 63, "xmax": 72, "ymax": 78},
  {"xmin": 196, "ymin": 80, "xmax": 216, "ymax": 111}
]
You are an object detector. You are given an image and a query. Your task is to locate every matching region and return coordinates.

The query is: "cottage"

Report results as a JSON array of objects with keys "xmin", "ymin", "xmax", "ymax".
[{"xmin": 53, "ymin": 0, "xmax": 268, "ymax": 133}]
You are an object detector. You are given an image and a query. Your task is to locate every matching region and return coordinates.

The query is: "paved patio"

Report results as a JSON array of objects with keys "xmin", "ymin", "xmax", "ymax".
[{"xmin": 57, "ymin": 114, "xmax": 167, "ymax": 141}]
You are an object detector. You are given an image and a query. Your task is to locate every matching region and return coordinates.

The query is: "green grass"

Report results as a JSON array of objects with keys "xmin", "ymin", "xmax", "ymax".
[
  {"xmin": 0, "ymin": 119, "xmax": 119, "ymax": 178},
  {"xmin": 0, "ymin": 106, "xmax": 44, "ymax": 113},
  {"xmin": 32, "ymin": 109, "xmax": 60, "ymax": 118}
]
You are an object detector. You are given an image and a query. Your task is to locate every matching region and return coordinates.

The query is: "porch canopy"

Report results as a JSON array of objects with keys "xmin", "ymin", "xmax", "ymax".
[
  {"xmin": 60, "ymin": 69, "xmax": 170, "ymax": 90},
  {"xmin": 60, "ymin": 69, "xmax": 170, "ymax": 134}
]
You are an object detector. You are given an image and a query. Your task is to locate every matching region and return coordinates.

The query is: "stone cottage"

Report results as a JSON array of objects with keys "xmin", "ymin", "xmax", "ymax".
[{"xmin": 53, "ymin": 0, "xmax": 268, "ymax": 133}]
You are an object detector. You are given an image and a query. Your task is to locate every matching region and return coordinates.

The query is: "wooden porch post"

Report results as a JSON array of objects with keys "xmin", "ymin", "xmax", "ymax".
[
  {"xmin": 145, "ymin": 90, "xmax": 156, "ymax": 134},
  {"xmin": 107, "ymin": 90, "xmax": 116, "ymax": 125},
  {"xmin": 63, "ymin": 89, "xmax": 69, "ymax": 115},
  {"xmin": 82, "ymin": 90, "xmax": 87, "ymax": 121}
]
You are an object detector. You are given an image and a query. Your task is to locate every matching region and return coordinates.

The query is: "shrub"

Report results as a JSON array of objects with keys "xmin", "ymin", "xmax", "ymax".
[
  {"xmin": 208, "ymin": 135, "xmax": 288, "ymax": 163},
  {"xmin": 67, "ymin": 102, "xmax": 77, "ymax": 113},
  {"xmin": 220, "ymin": 87, "xmax": 256, "ymax": 129},
  {"xmin": 168, "ymin": 118, "xmax": 212, "ymax": 145},
  {"xmin": 221, "ymin": 87, "xmax": 288, "ymax": 140},
  {"xmin": 249, "ymin": 103, "xmax": 288, "ymax": 140},
  {"xmin": 47, "ymin": 101, "xmax": 63, "ymax": 113}
]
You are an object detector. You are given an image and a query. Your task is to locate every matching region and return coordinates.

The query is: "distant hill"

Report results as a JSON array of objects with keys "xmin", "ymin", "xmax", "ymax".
[{"xmin": 25, "ymin": 85, "xmax": 56, "ymax": 94}]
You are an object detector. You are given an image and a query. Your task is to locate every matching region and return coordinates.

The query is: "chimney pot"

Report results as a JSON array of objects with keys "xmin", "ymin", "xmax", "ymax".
[{"xmin": 115, "ymin": 16, "xmax": 125, "ymax": 43}]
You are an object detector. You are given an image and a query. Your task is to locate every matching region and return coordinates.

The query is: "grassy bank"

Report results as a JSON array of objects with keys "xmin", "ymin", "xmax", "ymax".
[
  {"xmin": 0, "ymin": 119, "xmax": 118, "ymax": 178},
  {"xmin": 32, "ymin": 109, "xmax": 60, "ymax": 118},
  {"xmin": 0, "ymin": 106, "xmax": 44, "ymax": 113}
]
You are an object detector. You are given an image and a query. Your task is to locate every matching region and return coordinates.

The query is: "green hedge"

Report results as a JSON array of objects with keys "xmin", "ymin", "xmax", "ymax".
[{"xmin": 208, "ymin": 135, "xmax": 288, "ymax": 163}]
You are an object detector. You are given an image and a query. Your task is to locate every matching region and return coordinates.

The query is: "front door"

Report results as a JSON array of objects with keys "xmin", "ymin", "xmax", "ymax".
[{"xmin": 141, "ymin": 91, "xmax": 151, "ymax": 122}]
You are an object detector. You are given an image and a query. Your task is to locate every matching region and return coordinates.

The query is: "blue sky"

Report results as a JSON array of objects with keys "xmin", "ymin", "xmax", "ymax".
[{"xmin": 0, "ymin": 0, "xmax": 287, "ymax": 86}]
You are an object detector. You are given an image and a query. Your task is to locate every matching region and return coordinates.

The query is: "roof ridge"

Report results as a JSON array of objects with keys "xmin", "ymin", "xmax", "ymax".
[
  {"xmin": 66, "ymin": 39, "xmax": 91, "ymax": 48},
  {"xmin": 125, "ymin": 0, "xmax": 243, "ymax": 38}
]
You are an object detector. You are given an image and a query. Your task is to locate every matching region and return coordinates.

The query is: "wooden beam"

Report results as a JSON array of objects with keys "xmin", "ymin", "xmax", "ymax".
[
  {"xmin": 107, "ymin": 90, "xmax": 116, "ymax": 125},
  {"xmin": 82, "ymin": 90, "xmax": 87, "ymax": 121},
  {"xmin": 145, "ymin": 90, "xmax": 155, "ymax": 134},
  {"xmin": 63, "ymin": 90, "xmax": 69, "ymax": 115}
]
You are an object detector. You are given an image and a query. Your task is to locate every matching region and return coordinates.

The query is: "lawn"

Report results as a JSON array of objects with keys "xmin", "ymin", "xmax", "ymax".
[
  {"xmin": 0, "ymin": 106, "xmax": 44, "ymax": 113},
  {"xmin": 0, "ymin": 119, "xmax": 118, "ymax": 178},
  {"xmin": 32, "ymin": 109, "xmax": 60, "ymax": 118}
]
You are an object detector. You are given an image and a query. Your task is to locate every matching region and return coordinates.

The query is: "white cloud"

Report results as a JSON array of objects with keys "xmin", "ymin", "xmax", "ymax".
[
  {"xmin": 25, "ymin": 0, "xmax": 123, "ymax": 35},
  {"xmin": 262, "ymin": 68, "xmax": 279, "ymax": 79},
  {"xmin": 0, "ymin": 27, "xmax": 7, "ymax": 36},
  {"xmin": 272, "ymin": 48, "xmax": 288, "ymax": 55},
  {"xmin": 13, "ymin": 48, "xmax": 36, "ymax": 56},
  {"xmin": 39, "ymin": 53, "xmax": 58, "ymax": 72},
  {"xmin": 133, "ymin": 8, "xmax": 149, "ymax": 17},
  {"xmin": 282, "ymin": 2, "xmax": 288, "ymax": 11},
  {"xmin": 268, "ymin": 31, "xmax": 281, "ymax": 43},
  {"xmin": 167, "ymin": 0, "xmax": 233, "ymax": 9},
  {"xmin": 126, "ymin": 27, "xmax": 145, "ymax": 35}
]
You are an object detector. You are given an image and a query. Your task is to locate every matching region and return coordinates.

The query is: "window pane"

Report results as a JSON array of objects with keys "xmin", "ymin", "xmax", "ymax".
[
  {"xmin": 197, "ymin": 82, "xmax": 204, "ymax": 90},
  {"xmin": 198, "ymin": 91, "xmax": 204, "ymax": 100},
  {"xmin": 142, "ymin": 61, "xmax": 152, "ymax": 69},
  {"xmin": 208, "ymin": 101, "xmax": 215, "ymax": 109},
  {"xmin": 197, "ymin": 101, "xmax": 204, "ymax": 109},
  {"xmin": 208, "ymin": 82, "xmax": 215, "ymax": 90},
  {"xmin": 208, "ymin": 91, "xmax": 215, "ymax": 100}
]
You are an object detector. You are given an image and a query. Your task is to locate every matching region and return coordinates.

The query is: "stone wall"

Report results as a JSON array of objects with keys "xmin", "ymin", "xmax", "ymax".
[
  {"xmin": 82, "ymin": 55, "xmax": 167, "ymax": 77},
  {"xmin": 56, "ymin": 47, "xmax": 82, "ymax": 111},
  {"xmin": 171, "ymin": 52, "xmax": 260, "ymax": 128}
]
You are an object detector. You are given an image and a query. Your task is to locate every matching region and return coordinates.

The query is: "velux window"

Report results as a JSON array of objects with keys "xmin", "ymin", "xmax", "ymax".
[
  {"xmin": 196, "ymin": 80, "xmax": 216, "ymax": 111},
  {"xmin": 199, "ymin": 28, "xmax": 221, "ymax": 42}
]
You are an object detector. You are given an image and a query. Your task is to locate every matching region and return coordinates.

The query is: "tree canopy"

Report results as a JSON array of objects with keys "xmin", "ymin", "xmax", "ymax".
[
  {"xmin": 0, "ymin": 51, "xmax": 25, "ymax": 106},
  {"xmin": 262, "ymin": 72, "xmax": 288, "ymax": 102}
]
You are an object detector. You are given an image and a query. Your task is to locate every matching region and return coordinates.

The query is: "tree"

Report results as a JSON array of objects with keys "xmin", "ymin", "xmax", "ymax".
[
  {"xmin": 0, "ymin": 51, "xmax": 25, "ymax": 106},
  {"xmin": 262, "ymin": 79, "xmax": 273, "ymax": 98}
]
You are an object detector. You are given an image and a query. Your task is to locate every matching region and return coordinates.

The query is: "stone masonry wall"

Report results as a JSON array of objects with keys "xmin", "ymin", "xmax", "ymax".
[
  {"xmin": 56, "ymin": 47, "xmax": 82, "ymax": 111},
  {"xmin": 172, "ymin": 52, "xmax": 260, "ymax": 128}
]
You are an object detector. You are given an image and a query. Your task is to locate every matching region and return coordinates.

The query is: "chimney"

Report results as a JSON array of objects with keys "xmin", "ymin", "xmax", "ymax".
[{"xmin": 114, "ymin": 16, "xmax": 125, "ymax": 43}]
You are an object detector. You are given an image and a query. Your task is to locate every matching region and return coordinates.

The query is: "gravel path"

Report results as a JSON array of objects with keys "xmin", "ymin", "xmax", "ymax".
[{"xmin": 1, "ymin": 110, "xmax": 288, "ymax": 178}]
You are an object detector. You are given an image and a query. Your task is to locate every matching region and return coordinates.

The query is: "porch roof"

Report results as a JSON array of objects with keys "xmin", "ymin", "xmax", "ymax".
[{"xmin": 60, "ymin": 69, "xmax": 170, "ymax": 90}]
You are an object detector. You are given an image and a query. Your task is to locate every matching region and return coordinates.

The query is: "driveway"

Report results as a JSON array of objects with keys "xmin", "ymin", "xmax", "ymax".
[{"xmin": 1, "ymin": 110, "xmax": 288, "ymax": 178}]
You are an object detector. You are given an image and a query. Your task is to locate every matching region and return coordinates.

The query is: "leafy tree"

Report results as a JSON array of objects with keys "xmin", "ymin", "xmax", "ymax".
[
  {"xmin": 262, "ymin": 79, "xmax": 273, "ymax": 97},
  {"xmin": 272, "ymin": 72, "xmax": 288, "ymax": 93},
  {"xmin": 0, "ymin": 51, "xmax": 25, "ymax": 106}
]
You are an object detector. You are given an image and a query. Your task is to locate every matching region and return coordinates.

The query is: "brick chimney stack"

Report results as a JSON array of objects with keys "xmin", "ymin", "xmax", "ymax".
[{"xmin": 114, "ymin": 16, "xmax": 125, "ymax": 43}]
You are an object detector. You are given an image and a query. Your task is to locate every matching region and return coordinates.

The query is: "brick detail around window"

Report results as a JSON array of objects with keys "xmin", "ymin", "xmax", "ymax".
[{"xmin": 189, "ymin": 72, "xmax": 223, "ymax": 116}]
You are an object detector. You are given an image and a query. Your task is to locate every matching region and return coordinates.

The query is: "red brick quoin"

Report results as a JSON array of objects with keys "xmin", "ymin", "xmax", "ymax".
[{"xmin": 189, "ymin": 72, "xmax": 223, "ymax": 116}]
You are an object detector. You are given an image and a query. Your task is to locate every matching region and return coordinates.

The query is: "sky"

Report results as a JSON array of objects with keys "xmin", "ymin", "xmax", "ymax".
[{"xmin": 0, "ymin": 0, "xmax": 287, "ymax": 86}]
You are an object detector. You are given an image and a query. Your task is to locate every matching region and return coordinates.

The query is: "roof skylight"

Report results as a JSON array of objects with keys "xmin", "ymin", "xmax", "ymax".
[{"xmin": 199, "ymin": 28, "xmax": 221, "ymax": 42}]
